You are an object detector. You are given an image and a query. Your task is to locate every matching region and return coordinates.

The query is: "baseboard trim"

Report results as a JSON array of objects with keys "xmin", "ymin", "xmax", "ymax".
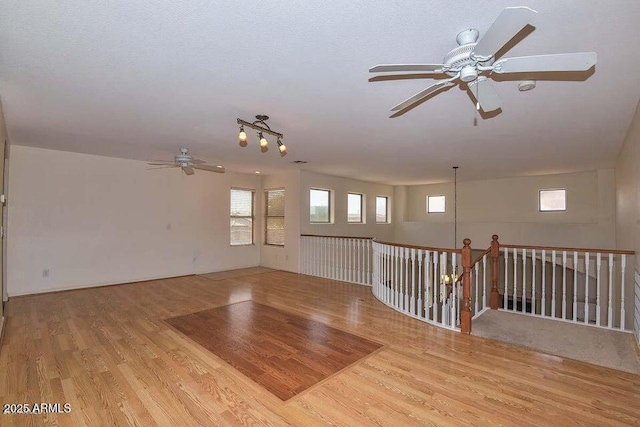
[{"xmin": 9, "ymin": 273, "xmax": 197, "ymax": 299}]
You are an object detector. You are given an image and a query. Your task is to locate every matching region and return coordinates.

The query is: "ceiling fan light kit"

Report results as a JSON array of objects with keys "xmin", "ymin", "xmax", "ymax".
[
  {"xmin": 237, "ymin": 115, "xmax": 287, "ymax": 157},
  {"xmin": 369, "ymin": 6, "xmax": 597, "ymax": 117}
]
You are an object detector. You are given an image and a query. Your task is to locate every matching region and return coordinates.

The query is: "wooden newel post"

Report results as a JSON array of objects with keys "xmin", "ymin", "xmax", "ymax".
[
  {"xmin": 490, "ymin": 234, "xmax": 500, "ymax": 310},
  {"xmin": 460, "ymin": 238, "xmax": 472, "ymax": 334}
]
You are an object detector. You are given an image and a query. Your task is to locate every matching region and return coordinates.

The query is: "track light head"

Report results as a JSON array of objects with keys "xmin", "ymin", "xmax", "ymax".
[
  {"xmin": 277, "ymin": 138, "xmax": 287, "ymax": 157},
  {"xmin": 259, "ymin": 132, "xmax": 268, "ymax": 149},
  {"xmin": 238, "ymin": 126, "xmax": 247, "ymax": 146}
]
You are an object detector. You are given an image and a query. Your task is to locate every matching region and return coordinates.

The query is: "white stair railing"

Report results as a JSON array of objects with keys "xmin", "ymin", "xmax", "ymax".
[
  {"xmin": 371, "ymin": 240, "xmax": 463, "ymax": 331},
  {"xmin": 497, "ymin": 243, "xmax": 634, "ymax": 331},
  {"xmin": 300, "ymin": 234, "xmax": 372, "ymax": 286},
  {"xmin": 634, "ymin": 270, "xmax": 640, "ymax": 347}
]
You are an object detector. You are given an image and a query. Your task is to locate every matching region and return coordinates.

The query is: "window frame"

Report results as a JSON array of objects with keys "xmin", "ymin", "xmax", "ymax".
[
  {"xmin": 538, "ymin": 188, "xmax": 567, "ymax": 212},
  {"xmin": 376, "ymin": 196, "xmax": 390, "ymax": 223},
  {"xmin": 265, "ymin": 188, "xmax": 285, "ymax": 246},
  {"xmin": 347, "ymin": 192, "xmax": 365, "ymax": 224},
  {"xmin": 309, "ymin": 188, "xmax": 332, "ymax": 224},
  {"xmin": 230, "ymin": 188, "xmax": 255, "ymax": 246},
  {"xmin": 427, "ymin": 195, "xmax": 446, "ymax": 214}
]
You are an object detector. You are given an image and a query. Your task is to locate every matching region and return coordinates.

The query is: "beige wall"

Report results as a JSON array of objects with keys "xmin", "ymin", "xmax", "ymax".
[
  {"xmin": 260, "ymin": 170, "xmax": 301, "ymax": 273},
  {"xmin": 7, "ymin": 146, "xmax": 262, "ymax": 296},
  {"xmin": 395, "ymin": 170, "xmax": 617, "ymax": 250},
  {"xmin": 299, "ymin": 171, "xmax": 395, "ymax": 241},
  {"xmin": 616, "ymin": 101, "xmax": 640, "ymax": 258},
  {"xmin": 615, "ymin": 99, "xmax": 640, "ymax": 344}
]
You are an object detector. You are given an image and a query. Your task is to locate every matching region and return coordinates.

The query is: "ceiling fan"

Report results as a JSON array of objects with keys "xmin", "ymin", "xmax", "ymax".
[
  {"xmin": 147, "ymin": 148, "xmax": 225, "ymax": 175},
  {"xmin": 369, "ymin": 6, "xmax": 597, "ymax": 117}
]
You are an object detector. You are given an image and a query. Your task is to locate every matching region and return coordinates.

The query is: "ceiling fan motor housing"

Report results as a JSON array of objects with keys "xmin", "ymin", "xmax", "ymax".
[{"xmin": 174, "ymin": 153, "xmax": 193, "ymax": 164}]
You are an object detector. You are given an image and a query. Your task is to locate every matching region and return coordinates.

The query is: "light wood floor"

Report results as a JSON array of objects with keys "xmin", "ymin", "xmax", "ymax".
[{"xmin": 1, "ymin": 269, "xmax": 639, "ymax": 426}]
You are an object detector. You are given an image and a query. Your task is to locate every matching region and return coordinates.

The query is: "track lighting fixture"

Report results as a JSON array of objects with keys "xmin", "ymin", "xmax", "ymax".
[{"xmin": 236, "ymin": 115, "xmax": 287, "ymax": 157}]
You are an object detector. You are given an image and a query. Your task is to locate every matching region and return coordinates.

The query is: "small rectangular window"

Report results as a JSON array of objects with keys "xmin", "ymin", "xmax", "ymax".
[
  {"xmin": 230, "ymin": 189, "xmax": 254, "ymax": 246},
  {"xmin": 347, "ymin": 193, "xmax": 364, "ymax": 223},
  {"xmin": 265, "ymin": 189, "xmax": 285, "ymax": 246},
  {"xmin": 376, "ymin": 196, "xmax": 388, "ymax": 223},
  {"xmin": 427, "ymin": 195, "xmax": 445, "ymax": 213},
  {"xmin": 310, "ymin": 188, "xmax": 331, "ymax": 223},
  {"xmin": 539, "ymin": 189, "xmax": 566, "ymax": 212}
]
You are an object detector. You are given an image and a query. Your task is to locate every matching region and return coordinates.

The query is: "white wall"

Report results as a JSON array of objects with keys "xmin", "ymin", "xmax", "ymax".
[
  {"xmin": 395, "ymin": 170, "xmax": 617, "ymax": 250},
  {"xmin": 7, "ymin": 145, "xmax": 262, "ymax": 296},
  {"xmin": 299, "ymin": 170, "xmax": 395, "ymax": 241},
  {"xmin": 260, "ymin": 170, "xmax": 300, "ymax": 273}
]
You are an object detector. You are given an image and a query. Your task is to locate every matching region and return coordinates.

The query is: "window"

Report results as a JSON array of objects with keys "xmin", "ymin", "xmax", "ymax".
[
  {"xmin": 265, "ymin": 189, "xmax": 285, "ymax": 246},
  {"xmin": 376, "ymin": 196, "xmax": 389, "ymax": 223},
  {"xmin": 348, "ymin": 193, "xmax": 364, "ymax": 223},
  {"xmin": 427, "ymin": 195, "xmax": 446, "ymax": 213},
  {"xmin": 310, "ymin": 188, "xmax": 330, "ymax": 223},
  {"xmin": 539, "ymin": 189, "xmax": 566, "ymax": 212},
  {"xmin": 230, "ymin": 189, "xmax": 254, "ymax": 245}
]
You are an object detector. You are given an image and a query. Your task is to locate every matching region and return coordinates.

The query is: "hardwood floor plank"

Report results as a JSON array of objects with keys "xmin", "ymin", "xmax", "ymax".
[
  {"xmin": 1, "ymin": 270, "xmax": 638, "ymax": 426},
  {"xmin": 165, "ymin": 300, "xmax": 383, "ymax": 401}
]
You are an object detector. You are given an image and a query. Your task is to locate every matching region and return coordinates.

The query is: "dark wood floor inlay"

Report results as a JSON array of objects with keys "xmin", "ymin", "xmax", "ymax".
[{"xmin": 165, "ymin": 300, "xmax": 383, "ymax": 400}]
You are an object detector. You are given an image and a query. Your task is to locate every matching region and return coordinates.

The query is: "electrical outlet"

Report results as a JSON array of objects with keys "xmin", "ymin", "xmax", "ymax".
[
  {"xmin": 286, "ymin": 255, "xmax": 289, "ymax": 261},
  {"xmin": 166, "ymin": 223, "xmax": 171, "ymax": 230},
  {"xmin": 42, "ymin": 269, "xmax": 50, "ymax": 278}
]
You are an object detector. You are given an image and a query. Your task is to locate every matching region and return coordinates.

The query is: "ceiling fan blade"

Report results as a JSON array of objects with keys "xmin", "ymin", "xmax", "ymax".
[
  {"xmin": 492, "ymin": 52, "xmax": 597, "ymax": 74},
  {"xmin": 369, "ymin": 73, "xmax": 445, "ymax": 82},
  {"xmin": 193, "ymin": 164, "xmax": 225, "ymax": 173},
  {"xmin": 147, "ymin": 160, "xmax": 176, "ymax": 166},
  {"xmin": 389, "ymin": 80, "xmax": 457, "ymax": 118},
  {"xmin": 190, "ymin": 159, "xmax": 206, "ymax": 165},
  {"xmin": 467, "ymin": 77, "xmax": 502, "ymax": 112},
  {"xmin": 369, "ymin": 64, "xmax": 445, "ymax": 73},
  {"xmin": 182, "ymin": 166, "xmax": 195, "ymax": 176},
  {"xmin": 473, "ymin": 7, "xmax": 538, "ymax": 60},
  {"xmin": 146, "ymin": 165, "xmax": 179, "ymax": 170}
]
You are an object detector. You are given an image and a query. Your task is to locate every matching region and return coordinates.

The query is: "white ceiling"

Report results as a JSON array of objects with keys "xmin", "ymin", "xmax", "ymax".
[{"xmin": 1, "ymin": 1, "xmax": 639, "ymax": 185}]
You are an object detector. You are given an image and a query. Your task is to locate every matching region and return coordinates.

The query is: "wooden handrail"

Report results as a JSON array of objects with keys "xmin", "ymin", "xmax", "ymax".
[
  {"xmin": 372, "ymin": 239, "xmax": 461, "ymax": 253},
  {"xmin": 300, "ymin": 234, "xmax": 373, "ymax": 240},
  {"xmin": 471, "ymin": 247, "xmax": 491, "ymax": 267},
  {"xmin": 501, "ymin": 243, "xmax": 634, "ymax": 255}
]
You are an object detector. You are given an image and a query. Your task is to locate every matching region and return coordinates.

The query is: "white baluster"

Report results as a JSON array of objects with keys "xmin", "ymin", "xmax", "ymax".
[
  {"xmin": 410, "ymin": 249, "xmax": 416, "ymax": 315},
  {"xmin": 483, "ymin": 254, "xmax": 487, "ymax": 309},
  {"xmin": 474, "ymin": 262, "xmax": 479, "ymax": 315},
  {"xmin": 504, "ymin": 246, "xmax": 509, "ymax": 310},
  {"xmin": 425, "ymin": 251, "xmax": 432, "ymax": 321},
  {"xmin": 522, "ymin": 248, "xmax": 527, "ymax": 313},
  {"xmin": 513, "ymin": 248, "xmax": 517, "ymax": 311},
  {"xmin": 608, "ymin": 253, "xmax": 614, "ymax": 328},
  {"xmin": 573, "ymin": 252, "xmax": 578, "ymax": 322},
  {"xmin": 402, "ymin": 248, "xmax": 409, "ymax": 312},
  {"xmin": 562, "ymin": 251, "xmax": 567, "ymax": 320},
  {"xmin": 532, "ymin": 249, "xmax": 537, "ymax": 315},
  {"xmin": 551, "ymin": 250, "xmax": 557, "ymax": 318},
  {"xmin": 621, "ymin": 254, "xmax": 626, "ymax": 330},
  {"xmin": 541, "ymin": 249, "xmax": 546, "ymax": 317},
  {"xmin": 394, "ymin": 246, "xmax": 399, "ymax": 306},
  {"xmin": 434, "ymin": 252, "xmax": 440, "ymax": 323},
  {"xmin": 596, "ymin": 252, "xmax": 602, "ymax": 326},
  {"xmin": 585, "ymin": 253, "xmax": 590, "ymax": 324},
  {"xmin": 417, "ymin": 249, "xmax": 423, "ymax": 318}
]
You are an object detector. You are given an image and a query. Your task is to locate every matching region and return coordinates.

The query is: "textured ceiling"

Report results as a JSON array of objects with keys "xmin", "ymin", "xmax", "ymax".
[{"xmin": 1, "ymin": 1, "xmax": 639, "ymax": 185}]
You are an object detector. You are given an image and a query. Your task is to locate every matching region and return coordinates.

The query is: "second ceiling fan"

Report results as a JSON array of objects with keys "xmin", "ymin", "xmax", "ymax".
[{"xmin": 369, "ymin": 7, "xmax": 597, "ymax": 117}]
